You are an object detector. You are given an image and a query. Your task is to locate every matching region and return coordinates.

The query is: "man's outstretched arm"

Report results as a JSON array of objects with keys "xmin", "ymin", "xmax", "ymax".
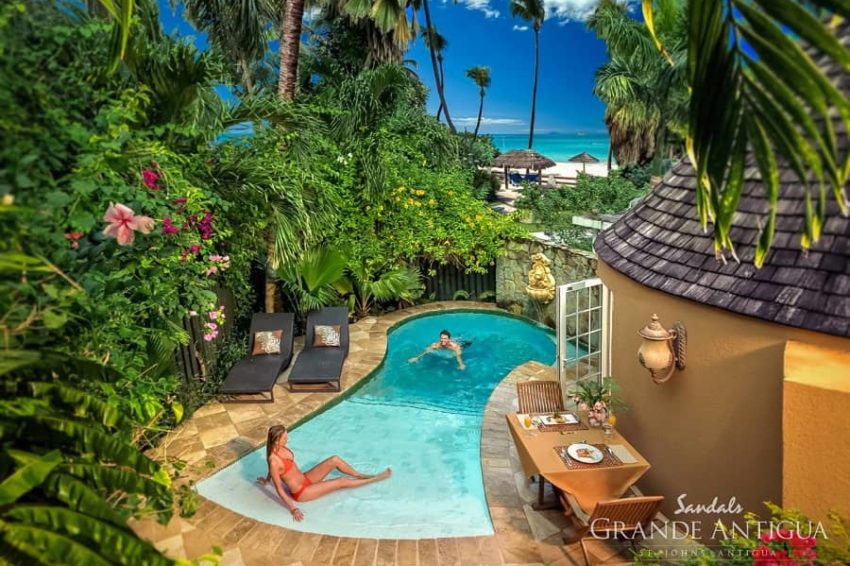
[
  {"xmin": 409, "ymin": 344, "xmax": 435, "ymax": 363},
  {"xmin": 454, "ymin": 348, "xmax": 465, "ymax": 370}
]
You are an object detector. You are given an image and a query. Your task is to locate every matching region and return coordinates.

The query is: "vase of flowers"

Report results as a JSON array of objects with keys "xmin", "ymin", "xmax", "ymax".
[{"xmin": 569, "ymin": 376, "xmax": 622, "ymax": 428}]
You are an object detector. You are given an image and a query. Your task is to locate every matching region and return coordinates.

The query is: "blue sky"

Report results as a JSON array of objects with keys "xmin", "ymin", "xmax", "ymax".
[{"xmin": 159, "ymin": 0, "xmax": 625, "ymax": 134}]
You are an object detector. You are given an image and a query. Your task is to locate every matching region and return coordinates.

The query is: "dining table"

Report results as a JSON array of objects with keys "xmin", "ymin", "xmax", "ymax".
[{"xmin": 505, "ymin": 412, "xmax": 651, "ymax": 514}]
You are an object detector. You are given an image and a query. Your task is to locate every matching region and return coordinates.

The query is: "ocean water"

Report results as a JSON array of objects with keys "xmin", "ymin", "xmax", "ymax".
[
  {"xmin": 197, "ymin": 311, "xmax": 561, "ymax": 539},
  {"xmin": 490, "ymin": 132, "xmax": 611, "ymax": 163}
]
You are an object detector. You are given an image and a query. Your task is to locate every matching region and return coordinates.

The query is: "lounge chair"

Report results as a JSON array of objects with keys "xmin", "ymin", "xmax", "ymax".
[
  {"xmin": 220, "ymin": 313, "xmax": 295, "ymax": 403},
  {"xmin": 509, "ymin": 172, "xmax": 524, "ymax": 186},
  {"xmin": 560, "ymin": 492, "xmax": 665, "ymax": 565},
  {"xmin": 524, "ymin": 172, "xmax": 541, "ymax": 183},
  {"xmin": 288, "ymin": 306, "xmax": 349, "ymax": 392}
]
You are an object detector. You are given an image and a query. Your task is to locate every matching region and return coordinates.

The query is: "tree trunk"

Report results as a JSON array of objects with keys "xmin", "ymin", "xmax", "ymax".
[
  {"xmin": 422, "ymin": 0, "xmax": 456, "ymax": 133},
  {"xmin": 267, "ymin": 0, "xmax": 305, "ymax": 312},
  {"xmin": 239, "ymin": 55, "xmax": 255, "ymax": 94},
  {"xmin": 528, "ymin": 24, "xmax": 540, "ymax": 149},
  {"xmin": 473, "ymin": 90, "xmax": 484, "ymax": 140},
  {"xmin": 527, "ymin": 25, "xmax": 540, "ymax": 150},
  {"xmin": 265, "ymin": 236, "xmax": 277, "ymax": 313},
  {"xmin": 607, "ymin": 144, "xmax": 613, "ymax": 172},
  {"xmin": 278, "ymin": 0, "xmax": 305, "ymax": 100},
  {"xmin": 436, "ymin": 56, "xmax": 446, "ymax": 120}
]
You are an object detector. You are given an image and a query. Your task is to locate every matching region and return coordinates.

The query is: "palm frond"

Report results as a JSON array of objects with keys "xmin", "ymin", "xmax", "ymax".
[{"xmin": 667, "ymin": 0, "xmax": 850, "ymax": 263}]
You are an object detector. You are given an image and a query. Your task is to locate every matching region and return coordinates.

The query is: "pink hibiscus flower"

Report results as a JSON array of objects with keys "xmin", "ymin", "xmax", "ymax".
[{"xmin": 102, "ymin": 203, "xmax": 155, "ymax": 246}]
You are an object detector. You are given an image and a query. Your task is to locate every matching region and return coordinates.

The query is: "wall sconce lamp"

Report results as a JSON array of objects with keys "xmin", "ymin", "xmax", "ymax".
[{"xmin": 637, "ymin": 314, "xmax": 687, "ymax": 384}]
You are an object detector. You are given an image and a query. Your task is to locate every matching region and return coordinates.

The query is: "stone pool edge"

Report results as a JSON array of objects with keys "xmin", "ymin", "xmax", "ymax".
[{"xmin": 133, "ymin": 302, "xmax": 575, "ymax": 565}]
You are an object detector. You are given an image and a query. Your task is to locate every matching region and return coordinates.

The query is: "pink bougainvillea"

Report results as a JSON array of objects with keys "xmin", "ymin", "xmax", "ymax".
[
  {"xmin": 753, "ymin": 529, "xmax": 821, "ymax": 566},
  {"xmin": 205, "ymin": 254, "xmax": 230, "ymax": 276},
  {"xmin": 203, "ymin": 305, "xmax": 226, "ymax": 341},
  {"xmin": 162, "ymin": 217, "xmax": 179, "ymax": 235},
  {"xmin": 142, "ymin": 168, "xmax": 161, "ymax": 191},
  {"xmin": 198, "ymin": 211, "xmax": 215, "ymax": 240},
  {"xmin": 64, "ymin": 231, "xmax": 83, "ymax": 249},
  {"xmin": 102, "ymin": 203, "xmax": 154, "ymax": 246}
]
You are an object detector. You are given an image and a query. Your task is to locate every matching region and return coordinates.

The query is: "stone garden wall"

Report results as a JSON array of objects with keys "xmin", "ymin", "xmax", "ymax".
[{"xmin": 496, "ymin": 237, "xmax": 598, "ymax": 327}]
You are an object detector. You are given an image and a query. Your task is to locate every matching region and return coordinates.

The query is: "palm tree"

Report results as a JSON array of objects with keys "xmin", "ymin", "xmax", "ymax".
[
  {"xmin": 422, "ymin": 26, "xmax": 448, "ymax": 120},
  {"xmin": 465, "ymin": 66, "xmax": 491, "ymax": 140},
  {"xmin": 278, "ymin": 247, "xmax": 347, "ymax": 315},
  {"xmin": 510, "ymin": 0, "xmax": 545, "ymax": 149},
  {"xmin": 340, "ymin": 262, "xmax": 423, "ymax": 317},
  {"xmin": 588, "ymin": 0, "xmax": 687, "ymax": 167},
  {"xmin": 180, "ymin": 0, "xmax": 275, "ymax": 93},
  {"xmin": 646, "ymin": 0, "xmax": 850, "ymax": 265},
  {"xmin": 325, "ymin": 0, "xmax": 420, "ymax": 68},
  {"xmin": 421, "ymin": 1, "xmax": 456, "ymax": 132}
]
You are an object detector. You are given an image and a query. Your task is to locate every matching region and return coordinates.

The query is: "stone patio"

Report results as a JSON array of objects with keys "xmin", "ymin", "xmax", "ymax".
[{"xmin": 132, "ymin": 302, "xmax": 637, "ymax": 565}]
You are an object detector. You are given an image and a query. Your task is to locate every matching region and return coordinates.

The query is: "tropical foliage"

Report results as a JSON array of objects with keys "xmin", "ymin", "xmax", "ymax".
[
  {"xmin": 1, "ymin": 0, "xmax": 520, "ymax": 433},
  {"xmin": 644, "ymin": 0, "xmax": 850, "ymax": 266},
  {"xmin": 515, "ymin": 172, "xmax": 648, "ymax": 250},
  {"xmin": 0, "ymin": 353, "xmax": 181, "ymax": 566},
  {"xmin": 589, "ymin": 0, "xmax": 688, "ymax": 168}
]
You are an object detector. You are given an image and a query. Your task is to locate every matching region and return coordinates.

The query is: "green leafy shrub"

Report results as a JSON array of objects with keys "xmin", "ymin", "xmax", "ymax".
[
  {"xmin": 515, "ymin": 171, "xmax": 647, "ymax": 249},
  {"xmin": 0, "ymin": 347, "xmax": 177, "ymax": 565}
]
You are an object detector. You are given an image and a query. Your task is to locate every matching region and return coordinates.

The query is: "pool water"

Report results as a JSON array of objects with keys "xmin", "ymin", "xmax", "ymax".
[{"xmin": 197, "ymin": 311, "xmax": 560, "ymax": 539}]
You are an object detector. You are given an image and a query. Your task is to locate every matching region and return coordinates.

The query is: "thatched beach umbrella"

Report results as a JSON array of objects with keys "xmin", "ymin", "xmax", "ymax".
[
  {"xmin": 568, "ymin": 151, "xmax": 601, "ymax": 173},
  {"xmin": 493, "ymin": 149, "xmax": 556, "ymax": 187}
]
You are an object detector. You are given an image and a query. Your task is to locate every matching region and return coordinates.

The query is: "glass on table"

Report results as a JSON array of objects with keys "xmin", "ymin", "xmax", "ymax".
[{"xmin": 602, "ymin": 411, "xmax": 616, "ymax": 437}]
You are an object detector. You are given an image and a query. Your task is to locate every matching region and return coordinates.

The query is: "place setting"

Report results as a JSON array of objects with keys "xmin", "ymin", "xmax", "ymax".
[
  {"xmin": 516, "ymin": 411, "xmax": 589, "ymax": 432},
  {"xmin": 554, "ymin": 442, "xmax": 638, "ymax": 469}
]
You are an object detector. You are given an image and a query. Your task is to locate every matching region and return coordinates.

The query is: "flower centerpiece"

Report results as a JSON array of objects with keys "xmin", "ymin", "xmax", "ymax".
[{"xmin": 569, "ymin": 376, "xmax": 622, "ymax": 427}]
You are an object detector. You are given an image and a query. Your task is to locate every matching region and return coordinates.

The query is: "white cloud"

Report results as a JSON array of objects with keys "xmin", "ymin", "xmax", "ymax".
[
  {"xmin": 456, "ymin": 0, "xmax": 501, "ymax": 19},
  {"xmin": 512, "ymin": 25, "xmax": 529, "ymax": 31},
  {"xmin": 455, "ymin": 117, "xmax": 524, "ymax": 126},
  {"xmin": 545, "ymin": 0, "xmax": 634, "ymax": 23}
]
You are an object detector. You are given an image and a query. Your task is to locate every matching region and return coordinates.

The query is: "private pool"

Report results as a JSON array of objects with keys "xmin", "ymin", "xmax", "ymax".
[{"xmin": 197, "ymin": 311, "xmax": 562, "ymax": 539}]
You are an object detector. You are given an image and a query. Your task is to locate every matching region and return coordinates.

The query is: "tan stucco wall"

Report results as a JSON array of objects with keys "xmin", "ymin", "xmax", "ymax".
[
  {"xmin": 783, "ymin": 341, "xmax": 850, "ymax": 523},
  {"xmin": 597, "ymin": 261, "xmax": 850, "ymax": 539}
]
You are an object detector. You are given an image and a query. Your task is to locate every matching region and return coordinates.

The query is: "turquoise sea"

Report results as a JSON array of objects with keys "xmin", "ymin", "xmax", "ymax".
[{"xmin": 489, "ymin": 132, "xmax": 611, "ymax": 163}]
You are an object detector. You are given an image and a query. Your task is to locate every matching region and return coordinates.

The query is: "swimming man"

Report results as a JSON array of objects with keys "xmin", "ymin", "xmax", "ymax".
[{"xmin": 408, "ymin": 329, "xmax": 467, "ymax": 370}]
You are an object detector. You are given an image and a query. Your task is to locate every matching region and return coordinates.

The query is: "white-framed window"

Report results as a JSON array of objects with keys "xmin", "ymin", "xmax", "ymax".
[{"xmin": 556, "ymin": 278, "xmax": 612, "ymax": 403}]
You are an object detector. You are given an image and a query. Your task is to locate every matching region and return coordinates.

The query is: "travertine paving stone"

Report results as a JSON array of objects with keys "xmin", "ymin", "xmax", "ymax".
[{"xmin": 132, "ymin": 303, "xmax": 635, "ymax": 565}]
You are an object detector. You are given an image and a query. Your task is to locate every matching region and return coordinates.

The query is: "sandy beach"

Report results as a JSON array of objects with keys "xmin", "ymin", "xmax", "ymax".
[
  {"xmin": 489, "ymin": 160, "xmax": 614, "ymax": 182},
  {"xmin": 546, "ymin": 160, "xmax": 614, "ymax": 177},
  {"xmin": 488, "ymin": 161, "xmax": 615, "ymax": 213}
]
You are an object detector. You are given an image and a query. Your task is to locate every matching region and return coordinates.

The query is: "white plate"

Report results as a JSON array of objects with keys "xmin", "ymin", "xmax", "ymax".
[
  {"xmin": 539, "ymin": 413, "xmax": 578, "ymax": 425},
  {"xmin": 567, "ymin": 443, "xmax": 604, "ymax": 464}
]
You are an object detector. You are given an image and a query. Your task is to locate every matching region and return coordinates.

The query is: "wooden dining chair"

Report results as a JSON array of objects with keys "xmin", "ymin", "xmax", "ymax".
[
  {"xmin": 516, "ymin": 380, "xmax": 565, "ymax": 414},
  {"xmin": 560, "ymin": 492, "xmax": 665, "ymax": 566},
  {"xmin": 516, "ymin": 380, "xmax": 565, "ymax": 506}
]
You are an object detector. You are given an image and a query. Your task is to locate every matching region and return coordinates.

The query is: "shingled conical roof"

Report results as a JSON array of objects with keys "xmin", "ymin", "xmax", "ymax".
[{"xmin": 595, "ymin": 23, "xmax": 850, "ymax": 338}]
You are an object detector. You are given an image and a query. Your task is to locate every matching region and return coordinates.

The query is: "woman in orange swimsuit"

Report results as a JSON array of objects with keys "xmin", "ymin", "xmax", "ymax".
[{"xmin": 258, "ymin": 425, "xmax": 391, "ymax": 521}]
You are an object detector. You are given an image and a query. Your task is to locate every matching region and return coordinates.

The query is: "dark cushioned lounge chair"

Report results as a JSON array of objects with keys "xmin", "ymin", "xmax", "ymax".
[
  {"xmin": 220, "ymin": 313, "xmax": 294, "ymax": 403},
  {"xmin": 288, "ymin": 306, "xmax": 349, "ymax": 392}
]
